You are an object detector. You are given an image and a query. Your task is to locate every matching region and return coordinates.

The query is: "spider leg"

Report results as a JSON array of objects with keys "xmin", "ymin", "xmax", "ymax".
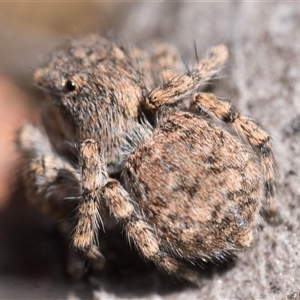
[
  {"xmin": 192, "ymin": 92, "xmax": 276, "ymax": 214},
  {"xmin": 16, "ymin": 124, "xmax": 80, "ymax": 213},
  {"xmin": 148, "ymin": 41, "xmax": 182, "ymax": 83},
  {"xmin": 146, "ymin": 44, "xmax": 228, "ymax": 109},
  {"xmin": 16, "ymin": 124, "xmax": 88, "ymax": 278},
  {"xmin": 73, "ymin": 139, "xmax": 200, "ymax": 283},
  {"xmin": 102, "ymin": 178, "xmax": 201, "ymax": 284},
  {"xmin": 73, "ymin": 139, "xmax": 106, "ymax": 259}
]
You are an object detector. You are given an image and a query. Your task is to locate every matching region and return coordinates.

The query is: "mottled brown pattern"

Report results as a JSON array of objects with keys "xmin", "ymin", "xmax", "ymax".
[
  {"xmin": 192, "ymin": 92, "xmax": 276, "ymax": 213},
  {"xmin": 123, "ymin": 112, "xmax": 262, "ymax": 259},
  {"xmin": 15, "ymin": 35, "xmax": 276, "ymax": 284}
]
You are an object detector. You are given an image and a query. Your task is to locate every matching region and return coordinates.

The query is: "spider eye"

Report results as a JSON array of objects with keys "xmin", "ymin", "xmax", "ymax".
[{"xmin": 64, "ymin": 79, "xmax": 77, "ymax": 93}]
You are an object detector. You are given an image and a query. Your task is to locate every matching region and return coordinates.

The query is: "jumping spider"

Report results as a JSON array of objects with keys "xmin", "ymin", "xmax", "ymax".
[{"xmin": 16, "ymin": 34, "xmax": 276, "ymax": 283}]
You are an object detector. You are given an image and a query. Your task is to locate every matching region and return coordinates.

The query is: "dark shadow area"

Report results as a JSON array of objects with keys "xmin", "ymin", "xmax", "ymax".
[
  {"xmin": 0, "ymin": 176, "xmax": 94, "ymax": 299},
  {"xmin": 0, "ymin": 178, "xmax": 65, "ymax": 279},
  {"xmin": 91, "ymin": 235, "xmax": 238, "ymax": 298}
]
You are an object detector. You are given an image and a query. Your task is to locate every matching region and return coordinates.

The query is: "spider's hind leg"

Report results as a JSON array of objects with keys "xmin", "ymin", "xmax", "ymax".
[
  {"xmin": 146, "ymin": 44, "xmax": 229, "ymax": 109},
  {"xmin": 192, "ymin": 92, "xmax": 276, "ymax": 215}
]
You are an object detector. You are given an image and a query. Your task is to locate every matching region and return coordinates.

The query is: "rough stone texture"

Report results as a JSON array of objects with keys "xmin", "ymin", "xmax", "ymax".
[{"xmin": 0, "ymin": 2, "xmax": 300, "ymax": 299}]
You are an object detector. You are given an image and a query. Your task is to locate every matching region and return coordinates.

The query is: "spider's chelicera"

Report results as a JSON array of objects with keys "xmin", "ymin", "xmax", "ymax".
[{"xmin": 16, "ymin": 35, "xmax": 276, "ymax": 283}]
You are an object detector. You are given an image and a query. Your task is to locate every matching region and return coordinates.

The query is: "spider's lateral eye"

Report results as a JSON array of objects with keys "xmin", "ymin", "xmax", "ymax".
[{"xmin": 64, "ymin": 79, "xmax": 77, "ymax": 93}]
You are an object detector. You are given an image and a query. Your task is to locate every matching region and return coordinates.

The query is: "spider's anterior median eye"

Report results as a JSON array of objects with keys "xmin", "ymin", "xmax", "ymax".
[{"xmin": 64, "ymin": 79, "xmax": 77, "ymax": 93}]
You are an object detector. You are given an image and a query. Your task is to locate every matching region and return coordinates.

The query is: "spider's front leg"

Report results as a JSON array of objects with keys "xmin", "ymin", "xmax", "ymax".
[
  {"xmin": 16, "ymin": 124, "xmax": 88, "ymax": 279},
  {"xmin": 73, "ymin": 139, "xmax": 106, "ymax": 260},
  {"xmin": 74, "ymin": 140, "xmax": 199, "ymax": 283},
  {"xmin": 16, "ymin": 124, "xmax": 80, "ymax": 214}
]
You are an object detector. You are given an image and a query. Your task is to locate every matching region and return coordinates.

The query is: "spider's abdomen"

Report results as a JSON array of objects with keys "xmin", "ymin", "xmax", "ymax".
[{"xmin": 123, "ymin": 112, "xmax": 263, "ymax": 260}]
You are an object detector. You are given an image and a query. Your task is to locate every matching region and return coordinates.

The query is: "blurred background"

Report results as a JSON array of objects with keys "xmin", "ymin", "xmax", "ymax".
[{"xmin": 1, "ymin": 2, "xmax": 300, "ymax": 299}]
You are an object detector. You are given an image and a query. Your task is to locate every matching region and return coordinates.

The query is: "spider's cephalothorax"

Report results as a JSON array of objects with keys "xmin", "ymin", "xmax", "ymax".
[{"xmin": 16, "ymin": 34, "xmax": 276, "ymax": 283}]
